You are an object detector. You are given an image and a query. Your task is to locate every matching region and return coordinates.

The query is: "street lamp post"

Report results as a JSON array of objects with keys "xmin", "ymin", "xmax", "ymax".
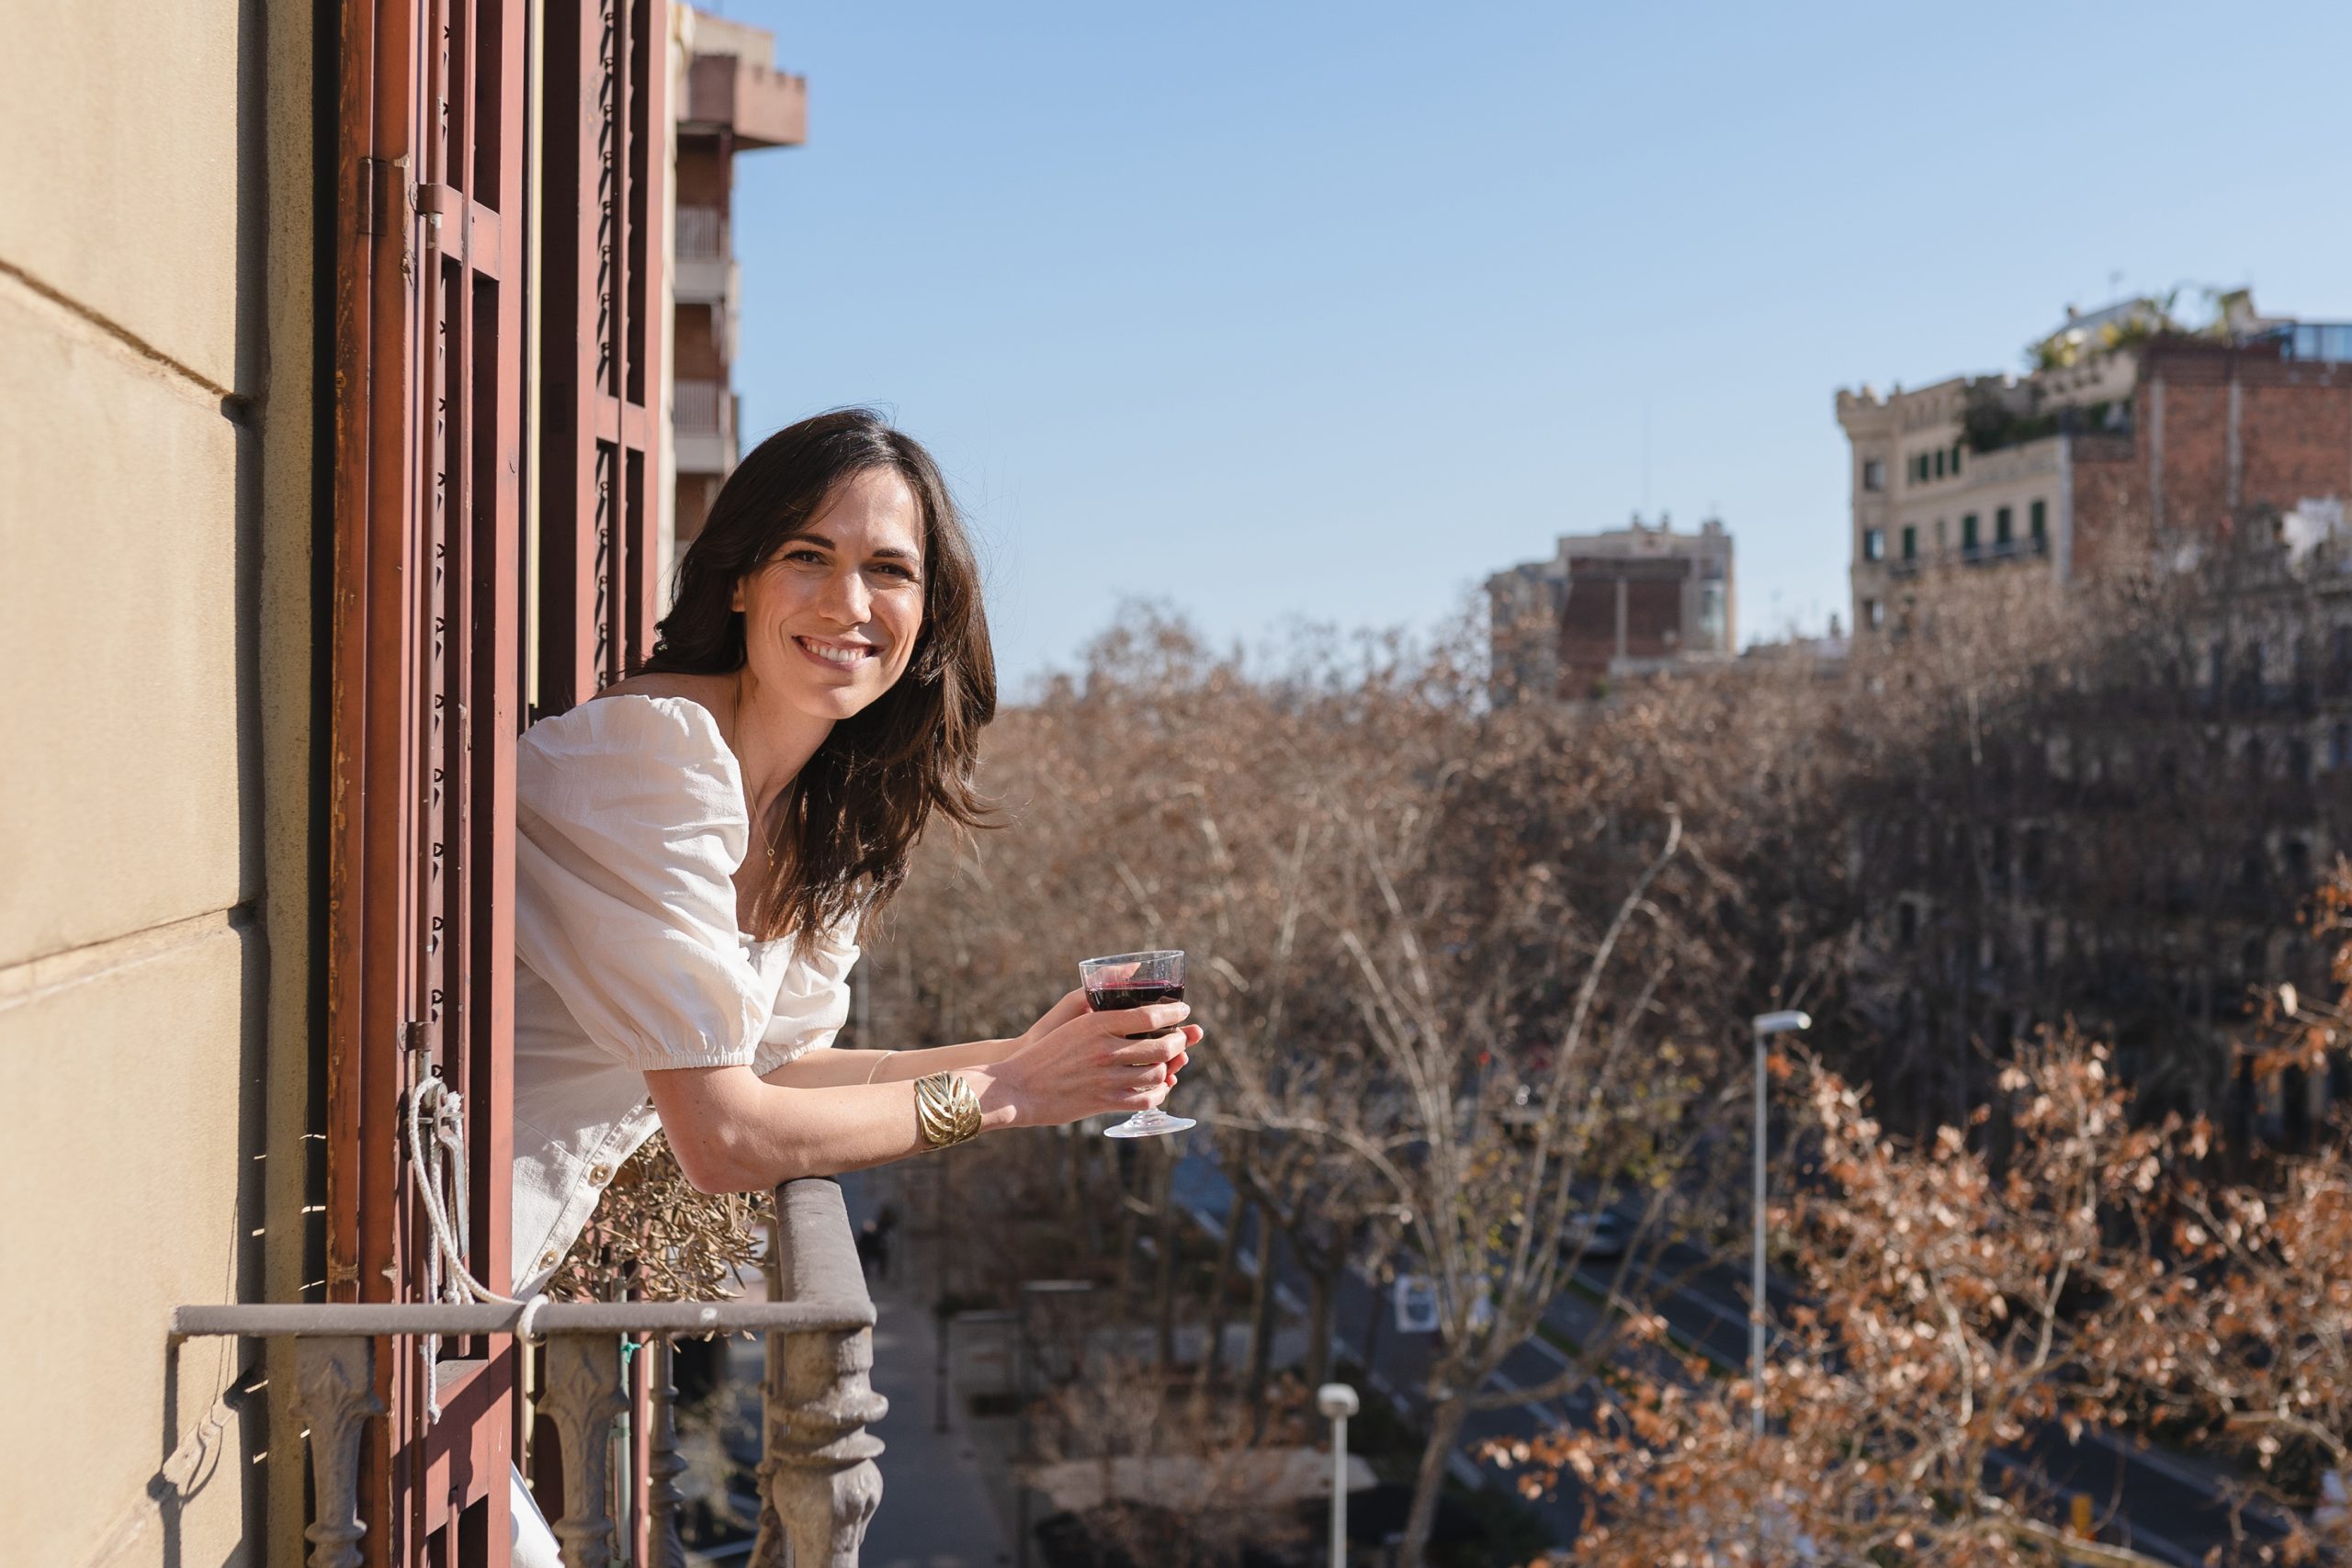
[
  {"xmin": 1317, "ymin": 1382, "xmax": 1359, "ymax": 1568},
  {"xmin": 1748, "ymin": 1010, "xmax": 1811, "ymax": 1438}
]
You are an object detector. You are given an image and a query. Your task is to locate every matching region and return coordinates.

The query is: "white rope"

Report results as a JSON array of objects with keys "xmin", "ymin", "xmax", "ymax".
[{"xmin": 406, "ymin": 1076, "xmax": 546, "ymax": 1418}]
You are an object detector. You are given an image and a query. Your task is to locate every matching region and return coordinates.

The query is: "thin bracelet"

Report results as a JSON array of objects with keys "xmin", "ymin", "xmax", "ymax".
[{"xmin": 862, "ymin": 1049, "xmax": 898, "ymax": 1084}]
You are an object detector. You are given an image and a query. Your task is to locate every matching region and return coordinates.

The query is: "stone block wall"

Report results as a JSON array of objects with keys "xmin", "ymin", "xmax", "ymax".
[{"xmin": 0, "ymin": 4, "xmax": 316, "ymax": 1563}]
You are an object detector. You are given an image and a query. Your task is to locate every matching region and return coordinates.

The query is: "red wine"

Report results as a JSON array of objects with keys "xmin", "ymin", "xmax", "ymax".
[{"xmin": 1087, "ymin": 981, "xmax": 1184, "ymax": 1037}]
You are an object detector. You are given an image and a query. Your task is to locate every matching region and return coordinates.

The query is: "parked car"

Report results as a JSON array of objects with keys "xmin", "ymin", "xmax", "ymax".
[{"xmin": 1558, "ymin": 1209, "xmax": 1631, "ymax": 1261}]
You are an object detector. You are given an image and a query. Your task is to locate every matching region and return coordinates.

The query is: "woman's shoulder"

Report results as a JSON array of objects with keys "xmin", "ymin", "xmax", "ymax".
[
  {"xmin": 517, "ymin": 682, "xmax": 743, "ymax": 827},
  {"xmin": 522, "ymin": 677, "xmax": 727, "ymax": 761}
]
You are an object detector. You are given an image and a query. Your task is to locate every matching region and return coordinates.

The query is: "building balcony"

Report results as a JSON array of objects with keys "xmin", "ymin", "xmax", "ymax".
[
  {"xmin": 677, "ymin": 251, "xmax": 738, "ymax": 310},
  {"xmin": 675, "ymin": 378, "xmax": 738, "ymax": 476},
  {"xmin": 674, "ymin": 204, "xmax": 736, "ymax": 308},
  {"xmin": 1880, "ymin": 536, "xmax": 2050, "ymax": 575},
  {"xmin": 677, "ymin": 204, "xmax": 728, "ymax": 263},
  {"xmin": 1961, "ymin": 536, "xmax": 2051, "ymax": 567},
  {"xmin": 683, "ymin": 51, "xmax": 808, "ymax": 149},
  {"xmin": 172, "ymin": 1178, "xmax": 884, "ymax": 1567}
]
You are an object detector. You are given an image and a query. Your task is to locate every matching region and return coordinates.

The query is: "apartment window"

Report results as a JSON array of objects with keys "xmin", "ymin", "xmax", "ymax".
[
  {"xmin": 2332, "ymin": 721, "xmax": 2352, "ymax": 769},
  {"xmin": 1996, "ymin": 506, "xmax": 2014, "ymax": 545},
  {"xmin": 2030, "ymin": 499, "xmax": 2047, "ymax": 541},
  {"xmin": 1961, "ymin": 513, "xmax": 1981, "ymax": 553},
  {"xmin": 1862, "ymin": 527, "xmax": 1885, "ymax": 561},
  {"xmin": 1863, "ymin": 597, "xmax": 1885, "ymax": 630},
  {"xmin": 1951, "ymin": 444, "xmax": 1963, "ymax": 476},
  {"xmin": 1934, "ymin": 448, "xmax": 1947, "ymax": 479},
  {"xmin": 1862, "ymin": 458, "xmax": 1886, "ymax": 492},
  {"xmin": 1901, "ymin": 525, "xmax": 1917, "ymax": 560},
  {"xmin": 2335, "ymin": 625, "xmax": 2352, "ymax": 671}
]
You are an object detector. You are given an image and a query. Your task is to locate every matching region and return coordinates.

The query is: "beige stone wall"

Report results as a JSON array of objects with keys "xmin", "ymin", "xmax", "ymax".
[{"xmin": 0, "ymin": 2, "xmax": 313, "ymax": 1563}]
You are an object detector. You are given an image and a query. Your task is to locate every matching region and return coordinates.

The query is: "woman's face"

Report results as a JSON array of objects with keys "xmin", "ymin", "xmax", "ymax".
[{"xmin": 731, "ymin": 467, "xmax": 927, "ymax": 724}]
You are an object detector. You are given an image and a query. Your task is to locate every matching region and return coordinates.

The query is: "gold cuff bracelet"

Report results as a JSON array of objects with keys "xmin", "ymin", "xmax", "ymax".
[{"xmin": 914, "ymin": 1072, "xmax": 983, "ymax": 1149}]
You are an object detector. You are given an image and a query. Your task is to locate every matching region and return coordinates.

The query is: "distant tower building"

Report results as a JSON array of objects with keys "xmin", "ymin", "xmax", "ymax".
[
  {"xmin": 1487, "ymin": 513, "xmax": 1736, "ymax": 702},
  {"xmin": 662, "ymin": 6, "xmax": 808, "ymax": 584}
]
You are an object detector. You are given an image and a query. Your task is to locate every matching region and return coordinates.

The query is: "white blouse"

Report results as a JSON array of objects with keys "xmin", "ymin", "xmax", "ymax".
[{"xmin": 509, "ymin": 694, "xmax": 858, "ymax": 1294}]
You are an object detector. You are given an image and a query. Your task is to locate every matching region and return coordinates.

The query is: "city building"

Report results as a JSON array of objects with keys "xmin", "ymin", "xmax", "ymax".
[
  {"xmin": 1838, "ymin": 296, "xmax": 2352, "ymax": 635},
  {"xmin": 1487, "ymin": 513, "xmax": 1736, "ymax": 701},
  {"xmin": 1847, "ymin": 522, "xmax": 2352, "ymax": 1148},
  {"xmin": 666, "ymin": 8, "xmax": 807, "ymax": 575},
  {"xmin": 1836, "ymin": 299, "xmax": 2352, "ymax": 1145}
]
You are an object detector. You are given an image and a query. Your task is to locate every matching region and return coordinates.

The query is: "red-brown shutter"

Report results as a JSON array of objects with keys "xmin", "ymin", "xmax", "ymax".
[
  {"xmin": 538, "ymin": 0, "xmax": 669, "ymax": 708},
  {"xmin": 329, "ymin": 0, "xmax": 670, "ymax": 1558},
  {"xmin": 329, "ymin": 0, "xmax": 524, "ymax": 1549}
]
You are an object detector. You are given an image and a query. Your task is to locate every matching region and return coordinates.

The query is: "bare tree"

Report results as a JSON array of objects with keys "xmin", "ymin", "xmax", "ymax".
[{"xmin": 872, "ymin": 610, "xmax": 1852, "ymax": 1563}]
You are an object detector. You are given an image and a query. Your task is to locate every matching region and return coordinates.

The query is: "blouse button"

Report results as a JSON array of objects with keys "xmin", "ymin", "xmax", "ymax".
[
  {"xmin": 589, "ymin": 1163, "xmax": 612, "ymax": 1185},
  {"xmin": 538, "ymin": 1247, "xmax": 560, "ymax": 1269}
]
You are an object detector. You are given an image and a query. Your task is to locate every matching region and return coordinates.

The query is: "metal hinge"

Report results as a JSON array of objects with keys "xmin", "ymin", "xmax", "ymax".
[
  {"xmin": 357, "ymin": 155, "xmax": 387, "ymax": 235},
  {"xmin": 414, "ymin": 182, "xmax": 460, "ymax": 250}
]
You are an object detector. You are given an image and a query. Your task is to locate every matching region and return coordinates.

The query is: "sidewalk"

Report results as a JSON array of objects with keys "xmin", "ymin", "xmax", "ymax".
[{"xmin": 846, "ymin": 1172, "xmax": 1016, "ymax": 1568}]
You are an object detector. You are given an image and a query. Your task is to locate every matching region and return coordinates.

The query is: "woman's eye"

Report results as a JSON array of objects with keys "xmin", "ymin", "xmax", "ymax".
[{"xmin": 873, "ymin": 562, "xmax": 920, "ymax": 583}]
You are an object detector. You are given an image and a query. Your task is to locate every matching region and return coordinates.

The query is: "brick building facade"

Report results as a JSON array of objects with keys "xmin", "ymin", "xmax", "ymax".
[
  {"xmin": 1842, "ymin": 308, "xmax": 2352, "ymax": 631},
  {"xmin": 1487, "ymin": 513, "xmax": 1735, "ymax": 701}
]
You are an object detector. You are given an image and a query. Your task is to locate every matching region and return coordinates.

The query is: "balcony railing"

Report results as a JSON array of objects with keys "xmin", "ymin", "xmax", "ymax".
[
  {"xmin": 1962, "ymin": 536, "xmax": 2049, "ymax": 566},
  {"xmin": 677, "ymin": 205, "xmax": 727, "ymax": 261},
  {"xmin": 1884, "ymin": 536, "xmax": 2051, "ymax": 576},
  {"xmin": 171, "ymin": 1178, "xmax": 882, "ymax": 1568},
  {"xmin": 674, "ymin": 378, "xmax": 737, "ymax": 475}
]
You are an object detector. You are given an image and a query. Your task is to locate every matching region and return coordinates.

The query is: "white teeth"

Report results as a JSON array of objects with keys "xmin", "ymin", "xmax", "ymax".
[{"xmin": 800, "ymin": 638, "xmax": 868, "ymax": 667}]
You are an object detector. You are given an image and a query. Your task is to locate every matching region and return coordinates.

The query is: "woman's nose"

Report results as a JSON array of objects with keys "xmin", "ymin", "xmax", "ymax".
[{"xmin": 819, "ymin": 565, "xmax": 871, "ymax": 624}]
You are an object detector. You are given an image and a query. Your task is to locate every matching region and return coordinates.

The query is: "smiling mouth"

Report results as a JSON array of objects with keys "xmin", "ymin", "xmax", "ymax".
[{"xmin": 795, "ymin": 636, "xmax": 877, "ymax": 669}]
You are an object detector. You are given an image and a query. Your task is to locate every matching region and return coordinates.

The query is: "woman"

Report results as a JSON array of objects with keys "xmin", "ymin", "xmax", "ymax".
[{"xmin": 506, "ymin": 409, "xmax": 1195, "ymax": 1554}]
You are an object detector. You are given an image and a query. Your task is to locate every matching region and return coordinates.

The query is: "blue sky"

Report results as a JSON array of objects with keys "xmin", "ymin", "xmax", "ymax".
[{"xmin": 718, "ymin": 0, "xmax": 2352, "ymax": 693}]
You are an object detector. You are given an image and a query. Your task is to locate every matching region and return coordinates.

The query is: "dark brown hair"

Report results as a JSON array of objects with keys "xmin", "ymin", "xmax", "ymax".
[{"xmin": 643, "ymin": 408, "xmax": 996, "ymax": 945}]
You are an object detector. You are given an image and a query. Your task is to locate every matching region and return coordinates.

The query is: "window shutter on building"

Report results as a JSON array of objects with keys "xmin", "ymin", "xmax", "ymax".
[{"xmin": 329, "ymin": 0, "xmax": 666, "ymax": 1557}]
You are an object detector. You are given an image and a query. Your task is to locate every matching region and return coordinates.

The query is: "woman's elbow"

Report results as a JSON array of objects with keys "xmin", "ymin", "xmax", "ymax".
[
  {"xmin": 669, "ymin": 1128, "xmax": 811, "ymax": 1194},
  {"xmin": 664, "ymin": 1126, "xmax": 762, "ymax": 1194}
]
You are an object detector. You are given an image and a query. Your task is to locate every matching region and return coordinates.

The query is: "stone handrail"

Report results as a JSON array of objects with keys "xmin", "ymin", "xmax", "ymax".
[{"xmin": 169, "ymin": 1177, "xmax": 886, "ymax": 1568}]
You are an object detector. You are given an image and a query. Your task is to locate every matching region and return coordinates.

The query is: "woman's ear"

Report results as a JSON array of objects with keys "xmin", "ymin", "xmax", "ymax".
[{"xmin": 729, "ymin": 577, "xmax": 746, "ymax": 613}]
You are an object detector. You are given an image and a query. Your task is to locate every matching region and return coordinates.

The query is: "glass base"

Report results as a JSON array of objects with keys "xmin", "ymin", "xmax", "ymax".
[{"xmin": 1103, "ymin": 1109, "xmax": 1195, "ymax": 1139}]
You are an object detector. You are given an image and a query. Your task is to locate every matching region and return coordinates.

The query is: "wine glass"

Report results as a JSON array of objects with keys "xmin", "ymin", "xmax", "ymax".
[{"xmin": 1079, "ymin": 950, "xmax": 1194, "ymax": 1139}]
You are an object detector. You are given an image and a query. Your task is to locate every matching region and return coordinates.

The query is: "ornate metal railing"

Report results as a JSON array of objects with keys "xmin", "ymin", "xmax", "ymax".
[{"xmin": 170, "ymin": 1178, "xmax": 884, "ymax": 1568}]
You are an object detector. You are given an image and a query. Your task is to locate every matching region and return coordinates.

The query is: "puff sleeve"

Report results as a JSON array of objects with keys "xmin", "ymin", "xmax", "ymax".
[
  {"xmin": 514, "ymin": 696, "xmax": 771, "ymax": 1072},
  {"xmin": 750, "ymin": 918, "xmax": 862, "ymax": 1077}
]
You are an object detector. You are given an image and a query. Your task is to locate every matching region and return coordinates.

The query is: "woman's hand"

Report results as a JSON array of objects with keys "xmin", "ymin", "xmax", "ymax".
[
  {"xmin": 979, "ymin": 993, "xmax": 1202, "ymax": 1129},
  {"xmin": 1013, "ymin": 987, "xmax": 1092, "ymax": 1051}
]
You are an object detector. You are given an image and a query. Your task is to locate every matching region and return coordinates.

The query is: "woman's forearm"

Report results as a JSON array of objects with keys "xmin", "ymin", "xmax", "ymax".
[
  {"xmin": 759, "ymin": 1037, "xmax": 1018, "ymax": 1089},
  {"xmin": 649, "ymin": 992, "xmax": 1196, "ymax": 1191},
  {"xmin": 647, "ymin": 1064, "xmax": 1018, "ymax": 1192}
]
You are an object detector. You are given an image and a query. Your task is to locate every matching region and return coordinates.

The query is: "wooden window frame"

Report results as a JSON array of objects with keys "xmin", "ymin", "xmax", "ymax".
[{"xmin": 329, "ymin": 0, "xmax": 666, "ymax": 1559}]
